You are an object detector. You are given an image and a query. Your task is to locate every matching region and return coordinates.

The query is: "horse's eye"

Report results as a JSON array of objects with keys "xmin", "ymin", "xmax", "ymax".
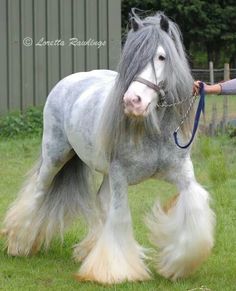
[{"xmin": 158, "ymin": 55, "xmax": 166, "ymax": 61}]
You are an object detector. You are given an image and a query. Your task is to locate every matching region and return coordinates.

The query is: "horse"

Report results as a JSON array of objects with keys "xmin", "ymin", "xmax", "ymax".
[{"xmin": 2, "ymin": 11, "xmax": 215, "ymax": 284}]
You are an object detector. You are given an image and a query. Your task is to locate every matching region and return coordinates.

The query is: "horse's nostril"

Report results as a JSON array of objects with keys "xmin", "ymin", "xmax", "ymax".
[{"xmin": 132, "ymin": 95, "xmax": 142, "ymax": 104}]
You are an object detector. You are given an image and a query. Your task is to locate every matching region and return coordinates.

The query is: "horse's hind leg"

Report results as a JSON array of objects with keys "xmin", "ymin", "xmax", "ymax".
[
  {"xmin": 2, "ymin": 123, "xmax": 74, "ymax": 256},
  {"xmin": 73, "ymin": 175, "xmax": 110, "ymax": 262},
  {"xmin": 146, "ymin": 158, "xmax": 215, "ymax": 280}
]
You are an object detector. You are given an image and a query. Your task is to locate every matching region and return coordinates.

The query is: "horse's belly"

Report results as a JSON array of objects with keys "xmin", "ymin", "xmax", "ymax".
[
  {"xmin": 68, "ymin": 131, "xmax": 109, "ymax": 174},
  {"xmin": 67, "ymin": 133, "xmax": 108, "ymax": 175}
]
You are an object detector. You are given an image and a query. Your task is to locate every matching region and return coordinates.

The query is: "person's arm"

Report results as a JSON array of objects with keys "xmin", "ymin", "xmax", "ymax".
[
  {"xmin": 220, "ymin": 78, "xmax": 236, "ymax": 95},
  {"xmin": 204, "ymin": 83, "xmax": 221, "ymax": 94},
  {"xmin": 193, "ymin": 81, "xmax": 220, "ymax": 95},
  {"xmin": 194, "ymin": 78, "xmax": 236, "ymax": 95}
]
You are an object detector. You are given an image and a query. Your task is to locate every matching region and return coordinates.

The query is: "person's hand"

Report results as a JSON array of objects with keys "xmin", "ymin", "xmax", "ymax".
[
  {"xmin": 193, "ymin": 80, "xmax": 201, "ymax": 95},
  {"xmin": 193, "ymin": 81, "xmax": 222, "ymax": 95}
]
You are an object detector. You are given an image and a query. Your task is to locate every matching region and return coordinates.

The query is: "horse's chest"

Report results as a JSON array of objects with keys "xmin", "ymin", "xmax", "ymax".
[{"xmin": 117, "ymin": 142, "xmax": 162, "ymax": 184}]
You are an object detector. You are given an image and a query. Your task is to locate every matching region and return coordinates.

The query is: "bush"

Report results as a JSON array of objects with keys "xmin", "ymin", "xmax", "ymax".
[
  {"xmin": 228, "ymin": 126, "xmax": 236, "ymax": 138},
  {"xmin": 0, "ymin": 107, "xmax": 43, "ymax": 138}
]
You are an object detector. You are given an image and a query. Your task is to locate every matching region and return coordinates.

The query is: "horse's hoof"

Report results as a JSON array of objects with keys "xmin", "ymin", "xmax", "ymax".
[{"xmin": 75, "ymin": 231, "xmax": 151, "ymax": 284}]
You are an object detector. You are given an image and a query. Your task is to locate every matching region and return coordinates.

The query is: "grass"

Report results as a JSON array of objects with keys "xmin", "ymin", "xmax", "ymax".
[
  {"xmin": 202, "ymin": 94, "xmax": 236, "ymax": 123},
  {"xmin": 0, "ymin": 135, "xmax": 236, "ymax": 291}
]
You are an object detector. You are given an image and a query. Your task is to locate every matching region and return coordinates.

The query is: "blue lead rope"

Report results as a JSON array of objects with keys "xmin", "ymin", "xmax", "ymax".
[{"xmin": 173, "ymin": 82, "xmax": 205, "ymax": 149}]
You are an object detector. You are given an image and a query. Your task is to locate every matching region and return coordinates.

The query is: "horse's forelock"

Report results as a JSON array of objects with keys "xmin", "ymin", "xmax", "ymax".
[{"xmin": 117, "ymin": 25, "xmax": 159, "ymax": 90}]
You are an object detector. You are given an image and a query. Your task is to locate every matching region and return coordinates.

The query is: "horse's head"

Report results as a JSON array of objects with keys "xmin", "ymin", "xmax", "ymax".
[
  {"xmin": 96, "ymin": 10, "xmax": 194, "ymax": 159},
  {"xmin": 123, "ymin": 45, "xmax": 166, "ymax": 117},
  {"xmin": 121, "ymin": 10, "xmax": 193, "ymax": 119}
]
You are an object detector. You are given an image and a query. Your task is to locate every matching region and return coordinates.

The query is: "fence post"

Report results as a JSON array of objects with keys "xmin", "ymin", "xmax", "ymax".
[
  {"xmin": 224, "ymin": 63, "xmax": 230, "ymax": 81},
  {"xmin": 220, "ymin": 96, "xmax": 228, "ymax": 134},
  {"xmin": 209, "ymin": 61, "xmax": 214, "ymax": 84},
  {"xmin": 209, "ymin": 102, "xmax": 217, "ymax": 136}
]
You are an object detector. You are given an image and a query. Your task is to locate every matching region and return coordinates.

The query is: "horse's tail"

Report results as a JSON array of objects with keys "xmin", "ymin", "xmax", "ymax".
[
  {"xmin": 38, "ymin": 155, "xmax": 96, "ymax": 244},
  {"xmin": 146, "ymin": 180, "xmax": 215, "ymax": 280},
  {"xmin": 3, "ymin": 155, "xmax": 96, "ymax": 255}
]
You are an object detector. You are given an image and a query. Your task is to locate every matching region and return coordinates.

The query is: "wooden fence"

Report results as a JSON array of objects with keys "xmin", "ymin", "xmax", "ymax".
[
  {"xmin": 207, "ymin": 96, "xmax": 229, "ymax": 136},
  {"xmin": 192, "ymin": 62, "xmax": 236, "ymax": 84},
  {"xmin": 0, "ymin": 0, "xmax": 121, "ymax": 115},
  {"xmin": 193, "ymin": 62, "xmax": 236, "ymax": 135}
]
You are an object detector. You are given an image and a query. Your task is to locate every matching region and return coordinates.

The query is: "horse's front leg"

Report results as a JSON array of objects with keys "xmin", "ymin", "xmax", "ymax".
[
  {"xmin": 147, "ymin": 157, "xmax": 216, "ymax": 280},
  {"xmin": 76, "ymin": 161, "xmax": 150, "ymax": 284}
]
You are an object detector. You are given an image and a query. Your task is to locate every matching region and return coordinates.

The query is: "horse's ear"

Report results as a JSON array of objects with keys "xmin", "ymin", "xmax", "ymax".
[
  {"xmin": 130, "ymin": 15, "xmax": 140, "ymax": 32},
  {"xmin": 160, "ymin": 15, "xmax": 169, "ymax": 33}
]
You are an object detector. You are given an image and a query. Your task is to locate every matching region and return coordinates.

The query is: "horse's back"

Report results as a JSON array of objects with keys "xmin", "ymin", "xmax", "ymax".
[
  {"xmin": 45, "ymin": 70, "xmax": 117, "ymax": 111},
  {"xmin": 43, "ymin": 69, "xmax": 117, "ymax": 132}
]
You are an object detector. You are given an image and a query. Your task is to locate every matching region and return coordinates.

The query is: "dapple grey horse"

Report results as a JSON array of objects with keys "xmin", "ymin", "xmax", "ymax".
[{"xmin": 2, "ymin": 11, "xmax": 215, "ymax": 284}]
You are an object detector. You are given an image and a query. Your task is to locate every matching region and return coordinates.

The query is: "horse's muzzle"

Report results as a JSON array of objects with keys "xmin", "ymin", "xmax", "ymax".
[{"xmin": 123, "ymin": 93, "xmax": 149, "ymax": 117}]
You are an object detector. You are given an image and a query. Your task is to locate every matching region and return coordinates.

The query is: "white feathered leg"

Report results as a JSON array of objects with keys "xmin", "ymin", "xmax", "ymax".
[
  {"xmin": 146, "ymin": 157, "xmax": 215, "ymax": 280},
  {"xmin": 73, "ymin": 176, "xmax": 110, "ymax": 262},
  {"xmin": 76, "ymin": 162, "xmax": 150, "ymax": 284}
]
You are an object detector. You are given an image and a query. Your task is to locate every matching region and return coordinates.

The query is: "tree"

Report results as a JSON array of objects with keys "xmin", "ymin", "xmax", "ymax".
[{"xmin": 122, "ymin": 0, "xmax": 236, "ymax": 68}]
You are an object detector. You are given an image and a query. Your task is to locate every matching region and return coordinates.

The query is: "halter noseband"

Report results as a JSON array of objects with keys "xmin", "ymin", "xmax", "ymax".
[
  {"xmin": 133, "ymin": 76, "xmax": 166, "ymax": 106},
  {"xmin": 133, "ymin": 76, "xmax": 162, "ymax": 93}
]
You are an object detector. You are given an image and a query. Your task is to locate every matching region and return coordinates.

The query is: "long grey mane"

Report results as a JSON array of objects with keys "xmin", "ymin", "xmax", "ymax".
[{"xmin": 96, "ymin": 10, "xmax": 194, "ymax": 160}]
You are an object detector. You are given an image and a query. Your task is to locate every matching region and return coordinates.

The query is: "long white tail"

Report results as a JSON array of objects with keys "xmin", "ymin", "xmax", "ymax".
[{"xmin": 2, "ymin": 155, "xmax": 95, "ymax": 256}]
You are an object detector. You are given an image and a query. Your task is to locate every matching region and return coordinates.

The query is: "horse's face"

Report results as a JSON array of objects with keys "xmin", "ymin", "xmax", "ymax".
[{"xmin": 123, "ymin": 45, "xmax": 166, "ymax": 117}]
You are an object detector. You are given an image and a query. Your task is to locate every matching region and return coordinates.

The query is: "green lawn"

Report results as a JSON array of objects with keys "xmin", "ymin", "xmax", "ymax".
[
  {"xmin": 0, "ymin": 135, "xmax": 236, "ymax": 291},
  {"xmin": 203, "ymin": 94, "xmax": 236, "ymax": 122}
]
